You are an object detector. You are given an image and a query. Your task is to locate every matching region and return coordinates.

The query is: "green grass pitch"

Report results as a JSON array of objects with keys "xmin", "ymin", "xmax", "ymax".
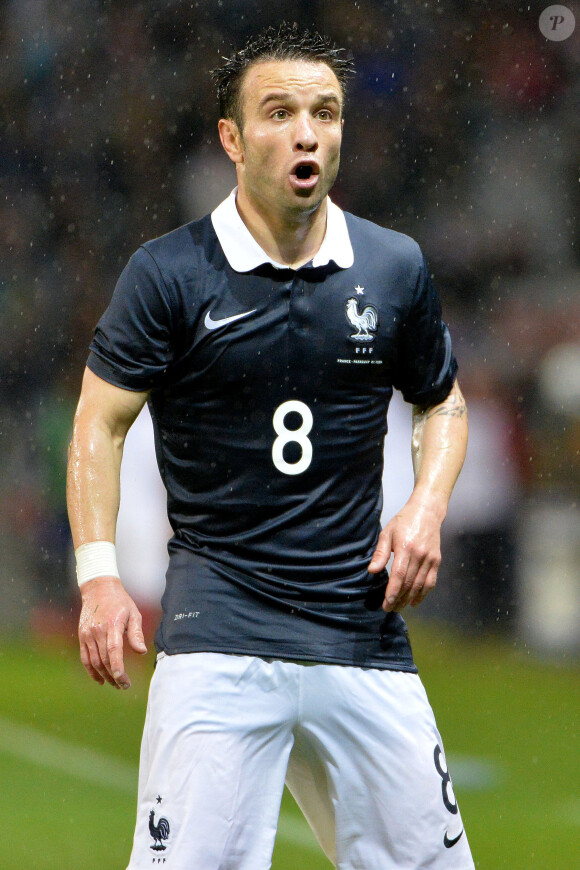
[{"xmin": 0, "ymin": 620, "xmax": 578, "ymax": 869}]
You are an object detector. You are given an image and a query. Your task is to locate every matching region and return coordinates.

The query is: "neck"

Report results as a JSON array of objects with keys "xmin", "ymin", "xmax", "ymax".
[{"xmin": 235, "ymin": 188, "xmax": 328, "ymax": 269}]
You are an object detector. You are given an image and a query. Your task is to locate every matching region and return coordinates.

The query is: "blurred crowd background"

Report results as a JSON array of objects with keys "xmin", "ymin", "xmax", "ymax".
[{"xmin": 1, "ymin": 0, "xmax": 579, "ymax": 654}]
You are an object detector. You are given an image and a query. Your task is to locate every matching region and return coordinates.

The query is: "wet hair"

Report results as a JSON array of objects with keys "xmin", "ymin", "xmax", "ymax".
[{"xmin": 211, "ymin": 22, "xmax": 355, "ymax": 128}]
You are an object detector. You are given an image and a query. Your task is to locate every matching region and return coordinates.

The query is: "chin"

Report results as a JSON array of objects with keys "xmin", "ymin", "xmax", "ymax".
[
  {"xmin": 287, "ymin": 193, "xmax": 326, "ymax": 218},
  {"xmin": 289, "ymin": 182, "xmax": 328, "ymax": 208}
]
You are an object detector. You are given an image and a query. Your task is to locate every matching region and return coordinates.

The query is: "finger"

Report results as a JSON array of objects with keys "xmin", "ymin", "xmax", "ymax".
[
  {"xmin": 368, "ymin": 528, "xmax": 393, "ymax": 574},
  {"xmin": 98, "ymin": 624, "xmax": 131, "ymax": 690},
  {"xmin": 85, "ymin": 635, "xmax": 118, "ymax": 687},
  {"xmin": 393, "ymin": 554, "xmax": 428, "ymax": 610},
  {"xmin": 127, "ymin": 610, "xmax": 147, "ymax": 655},
  {"xmin": 79, "ymin": 618, "xmax": 113, "ymax": 685},
  {"xmin": 410, "ymin": 564, "xmax": 438, "ymax": 607},
  {"xmin": 80, "ymin": 642, "xmax": 105, "ymax": 686},
  {"xmin": 87, "ymin": 620, "xmax": 123, "ymax": 688},
  {"xmin": 108, "ymin": 625, "xmax": 132, "ymax": 689},
  {"xmin": 382, "ymin": 552, "xmax": 410, "ymax": 611},
  {"xmin": 79, "ymin": 610, "xmax": 109, "ymax": 684}
]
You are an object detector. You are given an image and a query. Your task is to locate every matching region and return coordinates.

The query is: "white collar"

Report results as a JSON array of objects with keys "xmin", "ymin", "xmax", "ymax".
[{"xmin": 211, "ymin": 188, "xmax": 354, "ymax": 272}]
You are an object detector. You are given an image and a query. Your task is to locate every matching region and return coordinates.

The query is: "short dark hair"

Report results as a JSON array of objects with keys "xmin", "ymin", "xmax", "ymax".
[{"xmin": 211, "ymin": 22, "xmax": 355, "ymax": 128}]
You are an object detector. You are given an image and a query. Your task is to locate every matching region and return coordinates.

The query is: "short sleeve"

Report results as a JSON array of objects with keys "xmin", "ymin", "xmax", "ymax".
[
  {"xmin": 393, "ymin": 256, "xmax": 458, "ymax": 406},
  {"xmin": 87, "ymin": 246, "xmax": 177, "ymax": 392}
]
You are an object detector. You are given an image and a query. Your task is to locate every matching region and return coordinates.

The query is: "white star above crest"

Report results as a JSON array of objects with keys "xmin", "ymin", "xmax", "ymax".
[{"xmin": 354, "ymin": 285, "xmax": 365, "ymax": 294}]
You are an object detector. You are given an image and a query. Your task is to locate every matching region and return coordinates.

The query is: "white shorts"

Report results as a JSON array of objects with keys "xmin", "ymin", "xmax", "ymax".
[{"xmin": 127, "ymin": 652, "xmax": 474, "ymax": 870}]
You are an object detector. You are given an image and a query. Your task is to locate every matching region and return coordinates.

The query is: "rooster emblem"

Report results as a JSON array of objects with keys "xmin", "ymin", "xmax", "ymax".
[
  {"xmin": 345, "ymin": 297, "xmax": 379, "ymax": 342},
  {"xmin": 149, "ymin": 809, "xmax": 170, "ymax": 851}
]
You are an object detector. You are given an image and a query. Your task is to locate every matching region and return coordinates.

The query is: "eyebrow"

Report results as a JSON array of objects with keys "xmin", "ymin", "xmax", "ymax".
[
  {"xmin": 258, "ymin": 92, "xmax": 342, "ymax": 110},
  {"xmin": 316, "ymin": 93, "xmax": 342, "ymax": 107}
]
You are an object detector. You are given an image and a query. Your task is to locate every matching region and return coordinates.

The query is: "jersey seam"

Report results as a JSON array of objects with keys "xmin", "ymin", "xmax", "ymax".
[{"xmin": 138, "ymin": 244, "xmax": 183, "ymax": 336}]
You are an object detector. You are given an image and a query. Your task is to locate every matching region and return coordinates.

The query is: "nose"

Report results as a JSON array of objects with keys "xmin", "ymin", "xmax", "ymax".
[{"xmin": 294, "ymin": 113, "xmax": 318, "ymax": 152}]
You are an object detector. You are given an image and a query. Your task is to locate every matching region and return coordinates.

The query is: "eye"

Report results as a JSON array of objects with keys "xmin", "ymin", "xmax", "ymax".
[
  {"xmin": 317, "ymin": 109, "xmax": 334, "ymax": 121},
  {"xmin": 272, "ymin": 109, "xmax": 289, "ymax": 120}
]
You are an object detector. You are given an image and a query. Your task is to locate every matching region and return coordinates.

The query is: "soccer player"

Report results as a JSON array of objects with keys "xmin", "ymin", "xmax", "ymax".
[{"xmin": 67, "ymin": 23, "xmax": 474, "ymax": 870}]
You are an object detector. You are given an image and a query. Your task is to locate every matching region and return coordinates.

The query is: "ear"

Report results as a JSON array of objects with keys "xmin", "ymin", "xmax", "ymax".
[{"xmin": 218, "ymin": 118, "xmax": 244, "ymax": 164}]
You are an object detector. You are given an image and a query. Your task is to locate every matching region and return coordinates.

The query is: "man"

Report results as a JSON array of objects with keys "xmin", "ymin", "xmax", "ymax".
[{"xmin": 67, "ymin": 23, "xmax": 473, "ymax": 870}]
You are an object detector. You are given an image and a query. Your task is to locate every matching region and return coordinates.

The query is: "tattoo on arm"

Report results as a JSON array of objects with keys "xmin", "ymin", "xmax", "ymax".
[{"xmin": 424, "ymin": 392, "xmax": 467, "ymax": 421}]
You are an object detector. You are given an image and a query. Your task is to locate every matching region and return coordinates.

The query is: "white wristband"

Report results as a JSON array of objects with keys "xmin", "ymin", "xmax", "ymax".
[{"xmin": 75, "ymin": 541, "xmax": 120, "ymax": 587}]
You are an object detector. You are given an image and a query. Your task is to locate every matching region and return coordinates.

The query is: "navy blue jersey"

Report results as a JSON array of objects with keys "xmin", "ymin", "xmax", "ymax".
[{"xmin": 88, "ymin": 198, "xmax": 457, "ymax": 670}]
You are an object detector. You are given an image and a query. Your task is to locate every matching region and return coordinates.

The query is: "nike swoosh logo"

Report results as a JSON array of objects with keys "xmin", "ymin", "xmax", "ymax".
[
  {"xmin": 444, "ymin": 828, "xmax": 464, "ymax": 849},
  {"xmin": 204, "ymin": 309, "xmax": 256, "ymax": 330}
]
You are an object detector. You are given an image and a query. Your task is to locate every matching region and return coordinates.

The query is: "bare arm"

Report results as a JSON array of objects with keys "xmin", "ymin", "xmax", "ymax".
[
  {"xmin": 67, "ymin": 367, "xmax": 149, "ymax": 688},
  {"xmin": 368, "ymin": 380, "xmax": 468, "ymax": 611}
]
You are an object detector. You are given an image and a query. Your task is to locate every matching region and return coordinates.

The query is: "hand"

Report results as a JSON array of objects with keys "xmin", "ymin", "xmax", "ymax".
[
  {"xmin": 78, "ymin": 577, "xmax": 147, "ymax": 689},
  {"xmin": 368, "ymin": 499, "xmax": 442, "ymax": 612}
]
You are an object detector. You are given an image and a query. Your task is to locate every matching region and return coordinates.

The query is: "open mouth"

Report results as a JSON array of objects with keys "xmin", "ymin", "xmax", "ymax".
[
  {"xmin": 290, "ymin": 163, "xmax": 320, "ymax": 189},
  {"xmin": 295, "ymin": 165, "xmax": 314, "ymax": 180}
]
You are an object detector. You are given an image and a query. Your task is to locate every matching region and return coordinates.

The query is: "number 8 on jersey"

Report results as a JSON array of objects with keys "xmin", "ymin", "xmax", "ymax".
[{"xmin": 272, "ymin": 400, "xmax": 313, "ymax": 476}]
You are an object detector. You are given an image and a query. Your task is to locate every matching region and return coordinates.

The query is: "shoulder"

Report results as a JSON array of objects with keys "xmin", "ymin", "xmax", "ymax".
[
  {"xmin": 344, "ymin": 211, "xmax": 423, "ymax": 267},
  {"xmin": 111, "ymin": 215, "xmax": 221, "ymax": 316},
  {"xmin": 137, "ymin": 214, "xmax": 221, "ymax": 277}
]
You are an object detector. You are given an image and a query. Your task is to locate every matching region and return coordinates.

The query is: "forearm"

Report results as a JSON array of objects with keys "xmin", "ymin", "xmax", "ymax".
[
  {"xmin": 66, "ymin": 414, "xmax": 124, "ymax": 549},
  {"xmin": 67, "ymin": 369, "xmax": 148, "ymax": 550},
  {"xmin": 410, "ymin": 380, "xmax": 468, "ymax": 519}
]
